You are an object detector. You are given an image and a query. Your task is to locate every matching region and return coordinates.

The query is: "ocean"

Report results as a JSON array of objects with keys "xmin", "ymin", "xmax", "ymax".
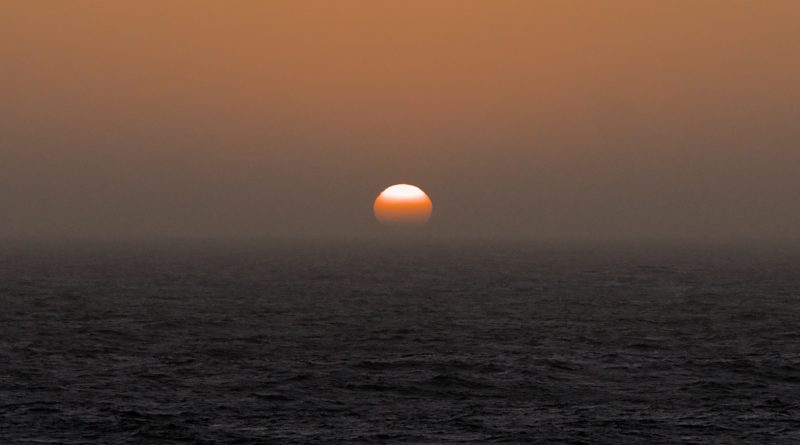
[{"xmin": 1, "ymin": 241, "xmax": 799, "ymax": 443}]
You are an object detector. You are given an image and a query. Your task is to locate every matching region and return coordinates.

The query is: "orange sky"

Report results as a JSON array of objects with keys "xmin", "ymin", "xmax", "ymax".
[{"xmin": 2, "ymin": 1, "xmax": 799, "ymax": 240}]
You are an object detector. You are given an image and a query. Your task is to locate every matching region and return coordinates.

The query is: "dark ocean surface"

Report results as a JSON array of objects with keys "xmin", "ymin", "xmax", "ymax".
[{"xmin": 1, "ymin": 241, "xmax": 799, "ymax": 444}]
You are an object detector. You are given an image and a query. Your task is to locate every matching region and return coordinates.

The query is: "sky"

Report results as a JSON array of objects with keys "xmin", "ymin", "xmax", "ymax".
[{"xmin": 1, "ymin": 1, "xmax": 799, "ymax": 241}]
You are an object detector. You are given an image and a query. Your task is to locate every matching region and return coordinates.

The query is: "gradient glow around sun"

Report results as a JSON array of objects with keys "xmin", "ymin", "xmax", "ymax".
[{"xmin": 373, "ymin": 184, "xmax": 433, "ymax": 225}]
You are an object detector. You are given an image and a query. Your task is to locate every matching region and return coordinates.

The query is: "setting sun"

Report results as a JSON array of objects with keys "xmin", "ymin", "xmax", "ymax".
[{"xmin": 373, "ymin": 184, "xmax": 433, "ymax": 225}]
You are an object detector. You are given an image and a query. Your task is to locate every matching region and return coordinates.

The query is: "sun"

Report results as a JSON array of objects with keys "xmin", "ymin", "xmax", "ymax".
[{"xmin": 373, "ymin": 184, "xmax": 433, "ymax": 225}]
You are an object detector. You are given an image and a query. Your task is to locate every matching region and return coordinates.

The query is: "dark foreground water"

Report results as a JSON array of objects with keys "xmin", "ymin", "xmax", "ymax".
[{"xmin": 1, "ymin": 241, "xmax": 799, "ymax": 444}]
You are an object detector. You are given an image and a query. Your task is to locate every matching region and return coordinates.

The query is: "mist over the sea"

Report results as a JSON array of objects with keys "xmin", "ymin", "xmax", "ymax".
[{"xmin": 2, "ymin": 1, "xmax": 800, "ymax": 242}]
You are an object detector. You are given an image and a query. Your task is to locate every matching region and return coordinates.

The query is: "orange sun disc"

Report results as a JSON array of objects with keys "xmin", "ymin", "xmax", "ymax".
[{"xmin": 373, "ymin": 184, "xmax": 433, "ymax": 225}]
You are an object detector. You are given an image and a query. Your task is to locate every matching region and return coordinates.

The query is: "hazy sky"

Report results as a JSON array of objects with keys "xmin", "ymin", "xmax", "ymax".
[{"xmin": 2, "ymin": 1, "xmax": 799, "ymax": 241}]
